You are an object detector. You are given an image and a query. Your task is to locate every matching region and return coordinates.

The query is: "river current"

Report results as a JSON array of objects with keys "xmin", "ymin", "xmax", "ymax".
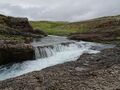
[{"xmin": 0, "ymin": 35, "xmax": 114, "ymax": 81}]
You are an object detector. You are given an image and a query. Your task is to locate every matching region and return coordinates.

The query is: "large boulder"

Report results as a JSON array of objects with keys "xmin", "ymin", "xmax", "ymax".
[
  {"xmin": 33, "ymin": 29, "xmax": 47, "ymax": 36},
  {"xmin": 0, "ymin": 44, "xmax": 35, "ymax": 65},
  {"xmin": 6, "ymin": 17, "xmax": 33, "ymax": 32},
  {"xmin": 0, "ymin": 14, "xmax": 33, "ymax": 32},
  {"xmin": 0, "ymin": 14, "xmax": 47, "ymax": 37}
]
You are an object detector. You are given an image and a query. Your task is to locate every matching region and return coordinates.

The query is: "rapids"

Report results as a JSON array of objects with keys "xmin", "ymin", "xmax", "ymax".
[{"xmin": 0, "ymin": 36, "xmax": 114, "ymax": 81}]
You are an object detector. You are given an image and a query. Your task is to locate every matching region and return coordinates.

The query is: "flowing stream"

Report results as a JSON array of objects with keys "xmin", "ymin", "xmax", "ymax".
[{"xmin": 0, "ymin": 35, "xmax": 114, "ymax": 81}]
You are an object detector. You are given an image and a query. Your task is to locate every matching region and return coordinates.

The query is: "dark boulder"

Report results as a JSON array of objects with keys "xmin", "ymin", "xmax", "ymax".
[
  {"xmin": 0, "ymin": 14, "xmax": 47, "ymax": 37},
  {"xmin": 5, "ymin": 16, "xmax": 33, "ymax": 32},
  {"xmin": 0, "ymin": 44, "xmax": 35, "ymax": 65},
  {"xmin": 33, "ymin": 29, "xmax": 47, "ymax": 36}
]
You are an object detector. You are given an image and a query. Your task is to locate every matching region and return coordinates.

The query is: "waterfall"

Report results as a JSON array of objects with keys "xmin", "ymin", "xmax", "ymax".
[
  {"xmin": 0, "ymin": 36, "xmax": 114, "ymax": 81},
  {"xmin": 34, "ymin": 41, "xmax": 111, "ymax": 60},
  {"xmin": 34, "ymin": 42, "xmax": 76, "ymax": 59}
]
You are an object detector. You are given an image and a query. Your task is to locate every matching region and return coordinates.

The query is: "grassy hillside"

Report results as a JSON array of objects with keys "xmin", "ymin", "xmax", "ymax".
[
  {"xmin": 30, "ymin": 21, "xmax": 82, "ymax": 36},
  {"xmin": 30, "ymin": 15, "xmax": 120, "ymax": 36},
  {"xmin": 30, "ymin": 20, "xmax": 90, "ymax": 36},
  {"xmin": 30, "ymin": 21, "xmax": 74, "ymax": 36},
  {"xmin": 62, "ymin": 15, "xmax": 120, "ymax": 31},
  {"xmin": 67, "ymin": 15, "xmax": 120, "ymax": 44},
  {"xmin": 30, "ymin": 21, "xmax": 67, "ymax": 30}
]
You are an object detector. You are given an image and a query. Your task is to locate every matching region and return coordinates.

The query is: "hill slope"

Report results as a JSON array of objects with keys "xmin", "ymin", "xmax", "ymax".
[
  {"xmin": 31, "ymin": 15, "xmax": 120, "ymax": 35},
  {"xmin": 68, "ymin": 15, "xmax": 120, "ymax": 43}
]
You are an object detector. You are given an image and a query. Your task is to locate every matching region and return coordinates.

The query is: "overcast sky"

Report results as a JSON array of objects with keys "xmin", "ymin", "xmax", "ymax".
[{"xmin": 0, "ymin": 0, "xmax": 120, "ymax": 21}]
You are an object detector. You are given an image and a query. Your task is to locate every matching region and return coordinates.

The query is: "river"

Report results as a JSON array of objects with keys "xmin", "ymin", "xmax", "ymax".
[{"xmin": 0, "ymin": 35, "xmax": 114, "ymax": 81}]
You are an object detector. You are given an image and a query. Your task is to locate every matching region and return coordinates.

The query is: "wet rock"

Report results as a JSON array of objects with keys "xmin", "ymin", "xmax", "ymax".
[{"xmin": 0, "ymin": 44, "xmax": 35, "ymax": 65}]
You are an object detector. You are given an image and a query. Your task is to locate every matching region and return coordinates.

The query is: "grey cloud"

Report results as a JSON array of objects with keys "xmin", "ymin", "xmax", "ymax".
[{"xmin": 0, "ymin": 0, "xmax": 120, "ymax": 21}]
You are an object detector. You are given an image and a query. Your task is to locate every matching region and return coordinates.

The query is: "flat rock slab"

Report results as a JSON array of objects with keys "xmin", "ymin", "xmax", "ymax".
[{"xmin": 0, "ymin": 44, "xmax": 34, "ymax": 65}]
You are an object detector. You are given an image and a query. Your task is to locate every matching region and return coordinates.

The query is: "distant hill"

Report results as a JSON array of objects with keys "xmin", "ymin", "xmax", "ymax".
[
  {"xmin": 30, "ymin": 15, "xmax": 120, "ymax": 36},
  {"xmin": 67, "ymin": 15, "xmax": 120, "ymax": 43},
  {"xmin": 61, "ymin": 15, "xmax": 120, "ymax": 32}
]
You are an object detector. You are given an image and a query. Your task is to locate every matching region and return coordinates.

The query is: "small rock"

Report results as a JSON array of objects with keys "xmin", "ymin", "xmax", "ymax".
[{"xmin": 75, "ymin": 67, "xmax": 86, "ymax": 71}]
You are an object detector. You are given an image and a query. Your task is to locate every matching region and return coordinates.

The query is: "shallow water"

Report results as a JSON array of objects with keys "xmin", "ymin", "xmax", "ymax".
[{"xmin": 0, "ymin": 36, "xmax": 114, "ymax": 81}]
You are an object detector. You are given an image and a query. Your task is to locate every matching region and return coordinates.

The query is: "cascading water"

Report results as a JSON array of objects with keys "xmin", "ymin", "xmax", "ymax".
[
  {"xmin": 34, "ymin": 42, "xmax": 75, "ymax": 59},
  {"xmin": 0, "ymin": 36, "xmax": 114, "ymax": 81}
]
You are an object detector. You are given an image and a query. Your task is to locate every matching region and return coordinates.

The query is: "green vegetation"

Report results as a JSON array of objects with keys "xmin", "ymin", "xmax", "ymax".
[
  {"xmin": 0, "ymin": 24, "xmax": 28, "ymax": 43},
  {"xmin": 30, "ymin": 15, "xmax": 120, "ymax": 36},
  {"xmin": 0, "ymin": 35, "xmax": 26, "ymax": 43},
  {"xmin": 30, "ymin": 21, "xmax": 67, "ymax": 30},
  {"xmin": 30, "ymin": 21, "xmax": 89, "ymax": 36},
  {"xmin": 0, "ymin": 24, "xmax": 19, "ymax": 34}
]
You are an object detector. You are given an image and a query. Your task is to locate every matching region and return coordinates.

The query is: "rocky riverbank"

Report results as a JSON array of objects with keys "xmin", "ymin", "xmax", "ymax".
[
  {"xmin": 0, "ymin": 46, "xmax": 120, "ymax": 90},
  {"xmin": 68, "ymin": 15, "xmax": 120, "ymax": 44},
  {"xmin": 0, "ymin": 14, "xmax": 47, "ymax": 65}
]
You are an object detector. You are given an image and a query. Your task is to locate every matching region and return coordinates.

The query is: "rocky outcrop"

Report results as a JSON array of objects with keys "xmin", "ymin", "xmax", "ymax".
[
  {"xmin": 0, "ymin": 14, "xmax": 47, "ymax": 65},
  {"xmin": 0, "ymin": 14, "xmax": 47, "ymax": 37},
  {"xmin": 0, "ymin": 44, "xmax": 35, "ymax": 65},
  {"xmin": 0, "ymin": 47, "xmax": 120, "ymax": 90},
  {"xmin": 6, "ymin": 17, "xmax": 33, "ymax": 32},
  {"xmin": 68, "ymin": 31, "xmax": 118, "ymax": 41},
  {"xmin": 68, "ymin": 27, "xmax": 120, "ymax": 43},
  {"xmin": 68, "ymin": 15, "xmax": 120, "ymax": 43},
  {"xmin": 0, "ymin": 14, "xmax": 33, "ymax": 32}
]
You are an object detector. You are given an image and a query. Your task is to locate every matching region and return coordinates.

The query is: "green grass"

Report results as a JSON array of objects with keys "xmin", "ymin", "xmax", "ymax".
[
  {"xmin": 30, "ymin": 21, "xmax": 67, "ymax": 30},
  {"xmin": 43, "ymin": 29, "xmax": 77, "ymax": 36},
  {"xmin": 30, "ymin": 21, "xmax": 89, "ymax": 36},
  {"xmin": 0, "ymin": 24, "xmax": 33, "ymax": 43}
]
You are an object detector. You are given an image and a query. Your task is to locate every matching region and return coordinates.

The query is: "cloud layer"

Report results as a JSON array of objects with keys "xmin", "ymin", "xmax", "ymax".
[{"xmin": 0, "ymin": 0, "xmax": 120, "ymax": 21}]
